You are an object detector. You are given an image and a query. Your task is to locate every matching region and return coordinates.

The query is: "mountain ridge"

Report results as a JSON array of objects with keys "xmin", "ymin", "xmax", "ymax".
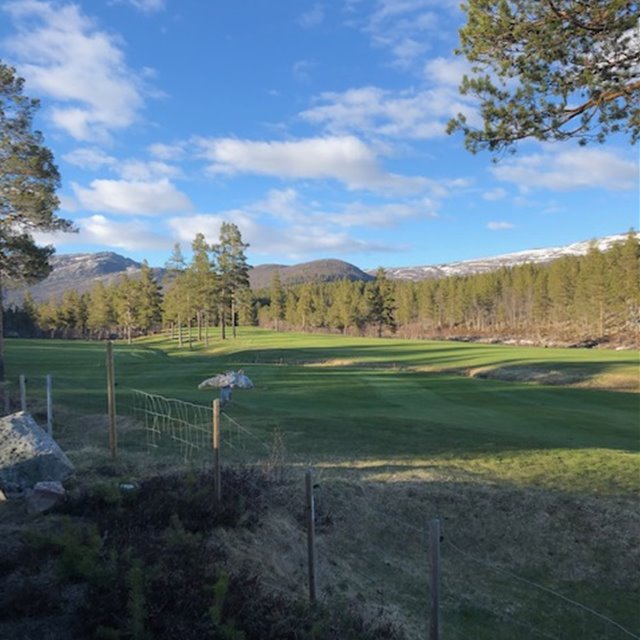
[
  {"xmin": 6, "ymin": 232, "xmax": 634, "ymax": 304},
  {"xmin": 367, "ymin": 233, "xmax": 636, "ymax": 281}
]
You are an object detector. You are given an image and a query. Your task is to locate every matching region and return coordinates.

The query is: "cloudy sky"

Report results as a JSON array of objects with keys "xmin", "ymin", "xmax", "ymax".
[{"xmin": 1, "ymin": 0, "xmax": 637, "ymax": 268}]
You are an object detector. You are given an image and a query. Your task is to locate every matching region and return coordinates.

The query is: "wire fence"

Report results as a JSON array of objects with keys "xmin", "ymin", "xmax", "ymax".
[{"xmin": 3, "ymin": 374, "xmax": 639, "ymax": 640}]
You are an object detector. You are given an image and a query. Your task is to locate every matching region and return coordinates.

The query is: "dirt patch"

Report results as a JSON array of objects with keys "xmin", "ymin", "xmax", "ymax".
[
  {"xmin": 303, "ymin": 358, "xmax": 357, "ymax": 367},
  {"xmin": 469, "ymin": 365, "xmax": 586, "ymax": 386},
  {"xmin": 464, "ymin": 365, "xmax": 639, "ymax": 392}
]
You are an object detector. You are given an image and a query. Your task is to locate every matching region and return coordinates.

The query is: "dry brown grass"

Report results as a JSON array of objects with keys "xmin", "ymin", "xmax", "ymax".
[
  {"xmin": 462, "ymin": 364, "xmax": 639, "ymax": 392},
  {"xmin": 208, "ymin": 465, "xmax": 639, "ymax": 640}
]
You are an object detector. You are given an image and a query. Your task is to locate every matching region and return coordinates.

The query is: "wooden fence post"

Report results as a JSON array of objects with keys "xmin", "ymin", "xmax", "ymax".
[
  {"xmin": 305, "ymin": 468, "xmax": 317, "ymax": 603},
  {"xmin": 46, "ymin": 374, "xmax": 53, "ymax": 436},
  {"xmin": 106, "ymin": 341, "xmax": 117, "ymax": 460},
  {"xmin": 19, "ymin": 374, "xmax": 26, "ymax": 412},
  {"xmin": 213, "ymin": 399, "xmax": 221, "ymax": 503},
  {"xmin": 430, "ymin": 518, "xmax": 441, "ymax": 640}
]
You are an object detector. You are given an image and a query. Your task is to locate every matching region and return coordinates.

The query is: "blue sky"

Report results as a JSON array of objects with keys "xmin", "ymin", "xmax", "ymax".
[{"xmin": 1, "ymin": 0, "xmax": 638, "ymax": 269}]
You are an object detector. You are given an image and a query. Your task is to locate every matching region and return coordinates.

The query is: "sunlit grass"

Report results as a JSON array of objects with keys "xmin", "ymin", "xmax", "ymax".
[
  {"xmin": 5, "ymin": 329, "xmax": 639, "ymax": 638},
  {"xmin": 6, "ymin": 327, "xmax": 639, "ymax": 497}
]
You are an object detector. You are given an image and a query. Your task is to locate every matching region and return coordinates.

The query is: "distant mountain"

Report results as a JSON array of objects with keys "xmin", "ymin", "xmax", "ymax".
[
  {"xmin": 249, "ymin": 259, "xmax": 373, "ymax": 290},
  {"xmin": 5, "ymin": 233, "xmax": 635, "ymax": 306},
  {"xmin": 5, "ymin": 254, "xmax": 371, "ymax": 305},
  {"xmin": 5, "ymin": 252, "xmax": 163, "ymax": 305},
  {"xmin": 371, "ymin": 233, "xmax": 636, "ymax": 281}
]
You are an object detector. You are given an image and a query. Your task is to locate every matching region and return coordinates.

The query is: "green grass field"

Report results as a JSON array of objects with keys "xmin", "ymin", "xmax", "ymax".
[
  {"xmin": 4, "ymin": 329, "xmax": 640, "ymax": 639},
  {"xmin": 7, "ymin": 328, "xmax": 639, "ymax": 492}
]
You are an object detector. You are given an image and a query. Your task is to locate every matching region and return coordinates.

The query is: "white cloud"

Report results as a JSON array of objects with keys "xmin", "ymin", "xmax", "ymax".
[
  {"xmin": 118, "ymin": 160, "xmax": 182, "ymax": 181},
  {"xmin": 326, "ymin": 198, "xmax": 438, "ymax": 227},
  {"xmin": 166, "ymin": 184, "xmax": 432, "ymax": 259},
  {"xmin": 3, "ymin": 1, "xmax": 149, "ymax": 140},
  {"xmin": 72, "ymin": 178, "xmax": 193, "ymax": 215},
  {"xmin": 122, "ymin": 0, "xmax": 166, "ymax": 13},
  {"xmin": 354, "ymin": 0, "xmax": 460, "ymax": 69},
  {"xmin": 424, "ymin": 56, "xmax": 472, "ymax": 87},
  {"xmin": 63, "ymin": 148, "xmax": 181, "ymax": 180},
  {"xmin": 167, "ymin": 213, "xmax": 400, "ymax": 259},
  {"xmin": 292, "ymin": 59, "xmax": 316, "ymax": 82},
  {"xmin": 301, "ymin": 81, "xmax": 478, "ymax": 140},
  {"xmin": 482, "ymin": 187, "xmax": 507, "ymax": 201},
  {"xmin": 254, "ymin": 188, "xmax": 302, "ymax": 222},
  {"xmin": 493, "ymin": 148, "xmax": 638, "ymax": 192},
  {"xmin": 78, "ymin": 215, "xmax": 169, "ymax": 249},
  {"xmin": 35, "ymin": 215, "xmax": 169, "ymax": 251},
  {"xmin": 63, "ymin": 147, "xmax": 117, "ymax": 170},
  {"xmin": 250, "ymin": 188, "xmax": 437, "ymax": 228},
  {"xmin": 487, "ymin": 221, "xmax": 514, "ymax": 230},
  {"xmin": 197, "ymin": 135, "xmax": 426, "ymax": 194},
  {"xmin": 299, "ymin": 4, "xmax": 324, "ymax": 28},
  {"xmin": 148, "ymin": 142, "xmax": 187, "ymax": 161}
]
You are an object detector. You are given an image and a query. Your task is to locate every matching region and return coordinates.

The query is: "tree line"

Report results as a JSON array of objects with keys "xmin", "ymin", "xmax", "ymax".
[
  {"xmin": 6, "ymin": 231, "xmax": 639, "ymax": 347},
  {"xmin": 257, "ymin": 233, "xmax": 639, "ymax": 345}
]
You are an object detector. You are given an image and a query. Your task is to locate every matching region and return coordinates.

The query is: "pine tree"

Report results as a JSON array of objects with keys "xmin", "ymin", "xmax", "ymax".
[
  {"xmin": 213, "ymin": 223, "xmax": 250, "ymax": 339},
  {"xmin": 135, "ymin": 261, "xmax": 163, "ymax": 334},
  {"xmin": 270, "ymin": 271, "xmax": 286, "ymax": 331},
  {"xmin": 87, "ymin": 281, "xmax": 116, "ymax": 339},
  {"xmin": 115, "ymin": 275, "xmax": 140, "ymax": 344},
  {"xmin": 21, "ymin": 291, "xmax": 38, "ymax": 336},
  {"xmin": 296, "ymin": 283, "xmax": 315, "ymax": 330},
  {"xmin": 618, "ymin": 230, "xmax": 640, "ymax": 330},
  {"xmin": 188, "ymin": 234, "xmax": 216, "ymax": 342},
  {"xmin": 449, "ymin": 1, "xmax": 639, "ymax": 153},
  {"xmin": 0, "ymin": 63, "xmax": 74, "ymax": 379},
  {"xmin": 366, "ymin": 268, "xmax": 396, "ymax": 337},
  {"xmin": 163, "ymin": 242, "xmax": 187, "ymax": 342}
]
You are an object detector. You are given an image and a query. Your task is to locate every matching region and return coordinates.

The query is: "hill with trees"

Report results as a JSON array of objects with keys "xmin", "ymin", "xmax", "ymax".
[{"xmin": 249, "ymin": 259, "xmax": 373, "ymax": 290}]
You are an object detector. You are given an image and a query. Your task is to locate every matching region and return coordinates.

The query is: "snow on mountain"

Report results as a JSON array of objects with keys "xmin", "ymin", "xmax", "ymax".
[{"xmin": 372, "ymin": 233, "xmax": 636, "ymax": 281}]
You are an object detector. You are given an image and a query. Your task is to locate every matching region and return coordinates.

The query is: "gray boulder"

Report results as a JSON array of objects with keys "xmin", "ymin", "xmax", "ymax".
[
  {"xmin": 27, "ymin": 480, "xmax": 67, "ymax": 513},
  {"xmin": 0, "ymin": 412, "xmax": 74, "ymax": 491}
]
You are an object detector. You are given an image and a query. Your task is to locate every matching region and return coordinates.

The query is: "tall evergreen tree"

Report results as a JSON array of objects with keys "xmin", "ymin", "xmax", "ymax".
[
  {"xmin": 188, "ymin": 234, "xmax": 217, "ymax": 342},
  {"xmin": 163, "ymin": 242, "xmax": 187, "ymax": 342},
  {"xmin": 618, "ymin": 230, "xmax": 640, "ymax": 329},
  {"xmin": 87, "ymin": 281, "xmax": 116, "ymax": 339},
  {"xmin": 214, "ymin": 222, "xmax": 250, "ymax": 339},
  {"xmin": 114, "ymin": 275, "xmax": 139, "ymax": 345},
  {"xmin": 135, "ymin": 261, "xmax": 163, "ymax": 334},
  {"xmin": 366, "ymin": 268, "xmax": 396, "ymax": 337},
  {"xmin": 270, "ymin": 271, "xmax": 286, "ymax": 331},
  {"xmin": 0, "ymin": 63, "xmax": 74, "ymax": 379}
]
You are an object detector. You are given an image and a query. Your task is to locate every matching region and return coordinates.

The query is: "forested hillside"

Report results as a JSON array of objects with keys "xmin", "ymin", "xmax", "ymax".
[{"xmin": 5, "ymin": 232, "xmax": 639, "ymax": 348}]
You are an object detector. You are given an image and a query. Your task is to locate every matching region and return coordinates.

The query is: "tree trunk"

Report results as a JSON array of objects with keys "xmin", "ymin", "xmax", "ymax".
[
  {"xmin": 232, "ymin": 297, "xmax": 237, "ymax": 338},
  {"xmin": 197, "ymin": 311, "xmax": 202, "ymax": 342},
  {"xmin": 220, "ymin": 305, "xmax": 226, "ymax": 340},
  {"xmin": 178, "ymin": 315, "xmax": 183, "ymax": 347}
]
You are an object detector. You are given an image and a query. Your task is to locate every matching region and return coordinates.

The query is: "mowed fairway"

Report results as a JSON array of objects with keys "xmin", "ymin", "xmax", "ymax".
[
  {"xmin": 6, "ymin": 328, "xmax": 639, "ymax": 494},
  {"xmin": 5, "ymin": 329, "xmax": 640, "ymax": 638}
]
